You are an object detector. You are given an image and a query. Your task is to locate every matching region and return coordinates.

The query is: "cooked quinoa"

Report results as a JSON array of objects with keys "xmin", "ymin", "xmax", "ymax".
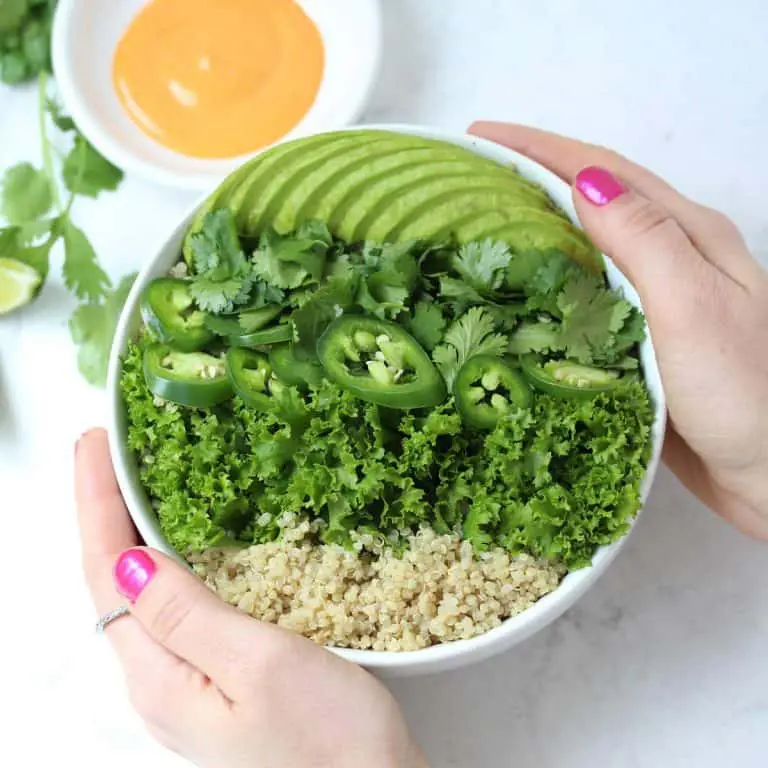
[{"xmin": 190, "ymin": 521, "xmax": 565, "ymax": 651}]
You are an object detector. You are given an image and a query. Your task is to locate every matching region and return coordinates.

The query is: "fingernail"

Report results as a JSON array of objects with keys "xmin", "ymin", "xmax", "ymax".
[
  {"xmin": 575, "ymin": 166, "xmax": 627, "ymax": 206},
  {"xmin": 114, "ymin": 549, "xmax": 157, "ymax": 603}
]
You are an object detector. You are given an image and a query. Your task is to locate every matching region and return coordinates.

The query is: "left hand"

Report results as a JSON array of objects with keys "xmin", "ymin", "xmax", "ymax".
[{"xmin": 75, "ymin": 428, "xmax": 427, "ymax": 768}]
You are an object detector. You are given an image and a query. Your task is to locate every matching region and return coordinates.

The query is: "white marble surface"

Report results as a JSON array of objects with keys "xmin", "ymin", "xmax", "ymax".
[{"xmin": 2, "ymin": 1, "xmax": 767, "ymax": 766}]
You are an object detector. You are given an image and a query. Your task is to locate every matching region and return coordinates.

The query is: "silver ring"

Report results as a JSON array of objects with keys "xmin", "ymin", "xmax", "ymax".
[{"xmin": 96, "ymin": 605, "xmax": 131, "ymax": 633}]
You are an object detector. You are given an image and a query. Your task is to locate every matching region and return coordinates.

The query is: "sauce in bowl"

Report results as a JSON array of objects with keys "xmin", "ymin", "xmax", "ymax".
[{"xmin": 113, "ymin": 0, "xmax": 324, "ymax": 159}]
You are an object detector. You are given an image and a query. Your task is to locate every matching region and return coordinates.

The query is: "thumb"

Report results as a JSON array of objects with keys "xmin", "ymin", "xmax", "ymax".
[
  {"xmin": 114, "ymin": 547, "xmax": 279, "ymax": 698},
  {"xmin": 572, "ymin": 165, "xmax": 712, "ymax": 316}
]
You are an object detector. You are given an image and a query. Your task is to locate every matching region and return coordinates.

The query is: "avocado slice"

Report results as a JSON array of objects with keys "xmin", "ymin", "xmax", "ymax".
[
  {"xmin": 341, "ymin": 169, "xmax": 552, "ymax": 243},
  {"xmin": 237, "ymin": 133, "xmax": 395, "ymax": 237},
  {"xmin": 269, "ymin": 136, "xmax": 433, "ymax": 234},
  {"xmin": 355, "ymin": 182, "xmax": 563, "ymax": 244},
  {"xmin": 430, "ymin": 210, "xmax": 511, "ymax": 242},
  {"xmin": 182, "ymin": 132, "xmax": 348, "ymax": 265}
]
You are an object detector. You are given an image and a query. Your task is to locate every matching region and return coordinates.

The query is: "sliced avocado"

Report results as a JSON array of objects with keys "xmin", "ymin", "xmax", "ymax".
[
  {"xmin": 343, "ymin": 170, "xmax": 552, "ymax": 244},
  {"xmin": 361, "ymin": 186, "xmax": 569, "ymax": 245},
  {"xmin": 481, "ymin": 221, "xmax": 603, "ymax": 274},
  {"xmin": 237, "ymin": 134, "xmax": 392, "ymax": 237},
  {"xmin": 182, "ymin": 132, "xmax": 347, "ymax": 265},
  {"xmin": 270, "ymin": 136, "xmax": 429, "ymax": 234},
  {"xmin": 430, "ymin": 210, "xmax": 510, "ymax": 242}
]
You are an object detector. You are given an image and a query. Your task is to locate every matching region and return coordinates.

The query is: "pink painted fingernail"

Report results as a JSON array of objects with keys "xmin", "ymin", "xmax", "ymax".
[
  {"xmin": 114, "ymin": 549, "xmax": 156, "ymax": 603},
  {"xmin": 575, "ymin": 166, "xmax": 627, "ymax": 206}
]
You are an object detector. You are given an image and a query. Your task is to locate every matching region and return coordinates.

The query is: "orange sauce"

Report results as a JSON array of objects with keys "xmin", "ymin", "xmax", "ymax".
[{"xmin": 113, "ymin": 0, "xmax": 324, "ymax": 159}]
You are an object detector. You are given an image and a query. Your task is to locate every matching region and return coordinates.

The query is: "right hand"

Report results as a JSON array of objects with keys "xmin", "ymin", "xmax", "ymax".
[{"xmin": 470, "ymin": 122, "xmax": 768, "ymax": 539}]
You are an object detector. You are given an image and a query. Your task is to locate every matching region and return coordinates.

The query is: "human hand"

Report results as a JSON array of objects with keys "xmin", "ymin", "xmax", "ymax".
[
  {"xmin": 470, "ymin": 122, "xmax": 768, "ymax": 540},
  {"xmin": 75, "ymin": 429, "xmax": 427, "ymax": 768}
]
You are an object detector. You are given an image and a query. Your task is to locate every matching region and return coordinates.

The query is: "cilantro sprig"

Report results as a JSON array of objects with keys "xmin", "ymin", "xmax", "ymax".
[{"xmin": 0, "ymin": 74, "xmax": 134, "ymax": 385}]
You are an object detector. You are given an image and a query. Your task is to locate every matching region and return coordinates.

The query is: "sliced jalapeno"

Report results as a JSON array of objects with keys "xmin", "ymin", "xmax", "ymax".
[
  {"xmin": 226, "ymin": 347, "xmax": 288, "ymax": 410},
  {"xmin": 230, "ymin": 323, "xmax": 293, "ymax": 348},
  {"xmin": 143, "ymin": 343, "xmax": 232, "ymax": 407},
  {"xmin": 521, "ymin": 357, "xmax": 621, "ymax": 399},
  {"xmin": 269, "ymin": 343, "xmax": 325, "ymax": 390},
  {"xmin": 317, "ymin": 315, "xmax": 446, "ymax": 409},
  {"xmin": 140, "ymin": 278, "xmax": 214, "ymax": 352},
  {"xmin": 454, "ymin": 355, "xmax": 532, "ymax": 429}
]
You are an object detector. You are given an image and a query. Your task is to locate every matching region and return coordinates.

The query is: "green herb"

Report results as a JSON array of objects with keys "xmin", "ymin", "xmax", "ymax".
[
  {"xmin": 0, "ymin": 72, "xmax": 132, "ymax": 385},
  {"xmin": 406, "ymin": 301, "xmax": 446, "ymax": 351},
  {"xmin": 450, "ymin": 239, "xmax": 511, "ymax": 294},
  {"xmin": 187, "ymin": 209, "xmax": 253, "ymax": 313},
  {"xmin": 432, "ymin": 306, "xmax": 507, "ymax": 388}
]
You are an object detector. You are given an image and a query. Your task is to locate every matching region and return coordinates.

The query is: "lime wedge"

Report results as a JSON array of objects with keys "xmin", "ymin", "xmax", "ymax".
[{"xmin": 0, "ymin": 257, "xmax": 42, "ymax": 315}]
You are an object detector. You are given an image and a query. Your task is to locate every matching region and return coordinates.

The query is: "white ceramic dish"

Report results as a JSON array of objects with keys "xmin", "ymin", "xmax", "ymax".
[
  {"xmin": 107, "ymin": 124, "xmax": 667, "ymax": 677},
  {"xmin": 51, "ymin": 0, "xmax": 382, "ymax": 191}
]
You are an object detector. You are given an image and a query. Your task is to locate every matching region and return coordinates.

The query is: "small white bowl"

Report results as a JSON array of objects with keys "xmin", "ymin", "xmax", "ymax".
[
  {"xmin": 52, "ymin": 0, "xmax": 382, "ymax": 190},
  {"xmin": 107, "ymin": 124, "xmax": 667, "ymax": 677}
]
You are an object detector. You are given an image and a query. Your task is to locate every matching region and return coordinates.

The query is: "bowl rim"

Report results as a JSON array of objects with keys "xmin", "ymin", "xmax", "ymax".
[{"xmin": 107, "ymin": 123, "xmax": 667, "ymax": 674}]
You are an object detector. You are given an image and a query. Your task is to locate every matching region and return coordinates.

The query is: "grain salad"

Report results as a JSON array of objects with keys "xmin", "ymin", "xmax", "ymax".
[{"xmin": 121, "ymin": 130, "xmax": 655, "ymax": 651}]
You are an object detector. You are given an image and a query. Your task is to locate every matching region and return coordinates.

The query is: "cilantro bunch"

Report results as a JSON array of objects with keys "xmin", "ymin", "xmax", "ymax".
[{"xmin": 1, "ymin": 74, "xmax": 134, "ymax": 385}]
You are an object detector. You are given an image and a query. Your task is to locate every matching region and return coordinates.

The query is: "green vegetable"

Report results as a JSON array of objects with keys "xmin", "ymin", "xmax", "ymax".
[
  {"xmin": 521, "ymin": 358, "xmax": 623, "ymax": 399},
  {"xmin": 454, "ymin": 355, "xmax": 531, "ymax": 429},
  {"xmin": 140, "ymin": 278, "xmax": 214, "ymax": 352},
  {"xmin": 318, "ymin": 315, "xmax": 446, "ymax": 409},
  {"xmin": 432, "ymin": 306, "xmax": 507, "ymax": 389},
  {"xmin": 0, "ymin": 72, "xmax": 132, "ymax": 385},
  {"xmin": 143, "ymin": 343, "xmax": 233, "ymax": 408},
  {"xmin": 120, "ymin": 171, "xmax": 654, "ymax": 569},
  {"xmin": 187, "ymin": 209, "xmax": 253, "ymax": 314}
]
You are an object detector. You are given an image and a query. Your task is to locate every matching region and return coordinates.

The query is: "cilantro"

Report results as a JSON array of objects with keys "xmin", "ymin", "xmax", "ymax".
[
  {"xmin": 433, "ymin": 306, "xmax": 507, "ymax": 388},
  {"xmin": 187, "ymin": 209, "xmax": 253, "ymax": 313},
  {"xmin": 0, "ymin": 162, "xmax": 52, "ymax": 223},
  {"xmin": 557, "ymin": 273, "xmax": 632, "ymax": 363},
  {"xmin": 61, "ymin": 219, "xmax": 110, "ymax": 301},
  {"xmin": 507, "ymin": 320, "xmax": 562, "ymax": 355},
  {"xmin": 0, "ymin": 71, "xmax": 130, "ymax": 386},
  {"xmin": 451, "ymin": 239, "xmax": 511, "ymax": 293},
  {"xmin": 62, "ymin": 135, "xmax": 124, "ymax": 198},
  {"xmin": 406, "ymin": 301, "xmax": 446, "ymax": 351},
  {"xmin": 354, "ymin": 241, "xmax": 420, "ymax": 319},
  {"xmin": 251, "ymin": 221, "xmax": 331, "ymax": 289},
  {"xmin": 69, "ymin": 273, "xmax": 136, "ymax": 386}
]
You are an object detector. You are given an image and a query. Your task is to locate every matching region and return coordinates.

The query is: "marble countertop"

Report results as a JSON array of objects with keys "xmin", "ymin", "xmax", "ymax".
[{"xmin": 2, "ymin": 1, "xmax": 767, "ymax": 766}]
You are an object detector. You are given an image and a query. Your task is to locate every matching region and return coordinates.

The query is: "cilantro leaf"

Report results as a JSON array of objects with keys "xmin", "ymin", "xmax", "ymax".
[
  {"xmin": 61, "ymin": 219, "xmax": 110, "ymax": 301},
  {"xmin": 432, "ymin": 306, "xmax": 507, "ymax": 388},
  {"xmin": 251, "ymin": 222, "xmax": 331, "ymax": 289},
  {"xmin": 507, "ymin": 320, "xmax": 563, "ymax": 356},
  {"xmin": 62, "ymin": 136, "xmax": 123, "ymax": 198},
  {"xmin": 354, "ymin": 241, "xmax": 420, "ymax": 319},
  {"xmin": 188, "ymin": 210, "xmax": 253, "ymax": 313},
  {"xmin": 406, "ymin": 301, "xmax": 446, "ymax": 351},
  {"xmin": 439, "ymin": 275, "xmax": 486, "ymax": 312},
  {"xmin": 451, "ymin": 239, "xmax": 511, "ymax": 293},
  {"xmin": 0, "ymin": 162, "xmax": 52, "ymax": 223},
  {"xmin": 557, "ymin": 273, "xmax": 632, "ymax": 363},
  {"xmin": 69, "ymin": 272, "xmax": 136, "ymax": 387}
]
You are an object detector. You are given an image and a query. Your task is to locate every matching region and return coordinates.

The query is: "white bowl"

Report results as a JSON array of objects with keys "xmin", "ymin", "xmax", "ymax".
[
  {"xmin": 107, "ymin": 124, "xmax": 667, "ymax": 677},
  {"xmin": 52, "ymin": 0, "xmax": 382, "ymax": 190}
]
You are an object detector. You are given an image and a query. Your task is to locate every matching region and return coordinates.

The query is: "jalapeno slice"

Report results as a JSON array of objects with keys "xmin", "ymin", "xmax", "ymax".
[
  {"xmin": 143, "ymin": 343, "xmax": 233, "ymax": 407},
  {"xmin": 454, "ymin": 355, "xmax": 532, "ymax": 429},
  {"xmin": 521, "ymin": 357, "xmax": 621, "ymax": 399},
  {"xmin": 140, "ymin": 278, "xmax": 214, "ymax": 352},
  {"xmin": 226, "ymin": 347, "xmax": 288, "ymax": 410},
  {"xmin": 269, "ymin": 343, "xmax": 325, "ymax": 390},
  {"xmin": 230, "ymin": 323, "xmax": 293, "ymax": 348},
  {"xmin": 317, "ymin": 316, "xmax": 446, "ymax": 409}
]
